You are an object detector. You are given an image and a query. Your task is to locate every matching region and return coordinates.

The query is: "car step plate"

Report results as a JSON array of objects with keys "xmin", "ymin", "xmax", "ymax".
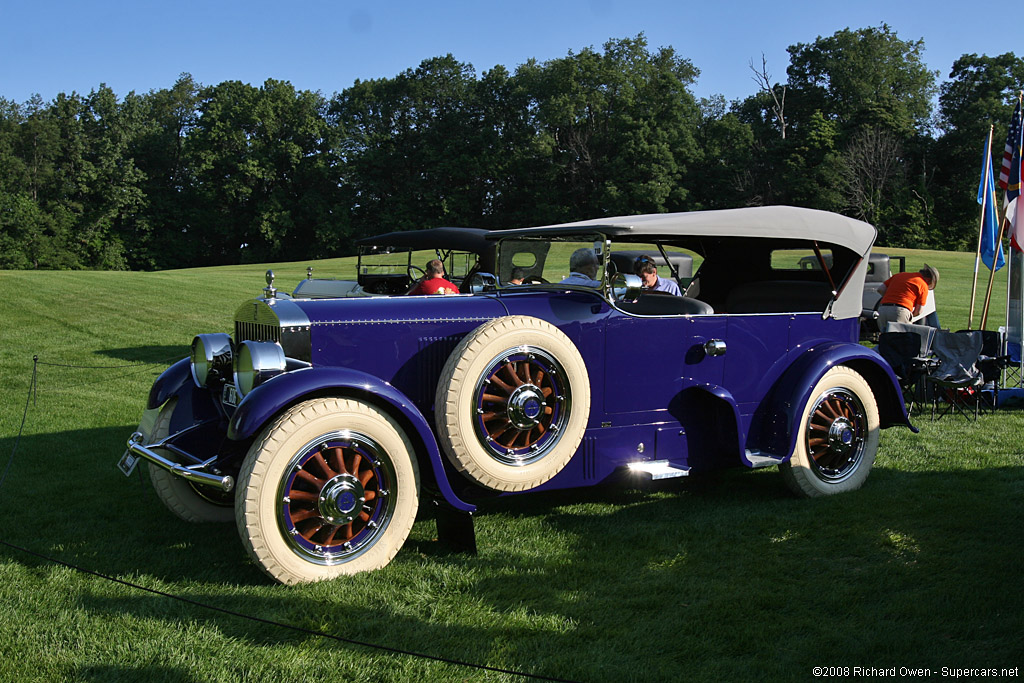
[{"xmin": 628, "ymin": 460, "xmax": 690, "ymax": 480}]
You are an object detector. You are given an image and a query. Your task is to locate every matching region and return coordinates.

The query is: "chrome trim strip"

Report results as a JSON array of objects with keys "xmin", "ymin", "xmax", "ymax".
[
  {"xmin": 126, "ymin": 432, "xmax": 235, "ymax": 492},
  {"xmin": 315, "ymin": 317, "xmax": 495, "ymax": 325}
]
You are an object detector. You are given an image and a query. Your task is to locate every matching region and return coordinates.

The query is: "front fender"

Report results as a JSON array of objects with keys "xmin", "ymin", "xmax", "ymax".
[
  {"xmin": 227, "ymin": 366, "xmax": 475, "ymax": 512},
  {"xmin": 147, "ymin": 357, "xmax": 191, "ymax": 410},
  {"xmin": 145, "ymin": 357, "xmax": 222, "ymax": 438}
]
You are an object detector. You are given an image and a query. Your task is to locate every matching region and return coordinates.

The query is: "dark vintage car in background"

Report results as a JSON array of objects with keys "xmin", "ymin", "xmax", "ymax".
[{"xmin": 119, "ymin": 206, "xmax": 912, "ymax": 584}]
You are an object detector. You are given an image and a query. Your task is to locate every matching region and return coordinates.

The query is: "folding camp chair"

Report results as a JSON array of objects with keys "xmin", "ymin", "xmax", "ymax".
[
  {"xmin": 877, "ymin": 331, "xmax": 934, "ymax": 414},
  {"xmin": 884, "ymin": 322, "xmax": 937, "ymax": 356},
  {"xmin": 957, "ymin": 329, "xmax": 1010, "ymax": 412},
  {"xmin": 926, "ymin": 330, "xmax": 984, "ymax": 421}
]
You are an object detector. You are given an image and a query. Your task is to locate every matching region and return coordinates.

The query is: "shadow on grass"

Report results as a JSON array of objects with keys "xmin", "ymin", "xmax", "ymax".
[
  {"xmin": 99, "ymin": 345, "xmax": 187, "ymax": 365},
  {"xmin": 1, "ymin": 424, "xmax": 1021, "ymax": 681}
]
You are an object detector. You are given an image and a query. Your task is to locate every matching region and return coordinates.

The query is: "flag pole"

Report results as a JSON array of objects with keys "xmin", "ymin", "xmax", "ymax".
[
  {"xmin": 982, "ymin": 92, "xmax": 1023, "ymax": 330},
  {"xmin": 982, "ymin": 215, "xmax": 1009, "ymax": 330},
  {"xmin": 969, "ymin": 125, "xmax": 995, "ymax": 329}
]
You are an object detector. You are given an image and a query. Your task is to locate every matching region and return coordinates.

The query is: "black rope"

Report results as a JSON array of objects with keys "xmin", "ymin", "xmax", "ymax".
[
  {"xmin": 36, "ymin": 360, "xmax": 173, "ymax": 369},
  {"xmin": 0, "ymin": 539, "xmax": 577, "ymax": 682},
  {"xmin": 0, "ymin": 356, "xmax": 579, "ymax": 683}
]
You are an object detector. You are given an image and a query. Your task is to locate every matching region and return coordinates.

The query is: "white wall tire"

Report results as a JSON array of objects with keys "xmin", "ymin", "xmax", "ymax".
[
  {"xmin": 235, "ymin": 398, "xmax": 419, "ymax": 584},
  {"xmin": 146, "ymin": 399, "xmax": 235, "ymax": 523},
  {"xmin": 435, "ymin": 316, "xmax": 590, "ymax": 492},
  {"xmin": 779, "ymin": 366, "xmax": 879, "ymax": 497}
]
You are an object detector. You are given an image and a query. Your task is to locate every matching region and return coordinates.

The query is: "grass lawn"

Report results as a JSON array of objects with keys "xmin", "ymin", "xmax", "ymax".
[{"xmin": 0, "ymin": 246, "xmax": 1020, "ymax": 682}]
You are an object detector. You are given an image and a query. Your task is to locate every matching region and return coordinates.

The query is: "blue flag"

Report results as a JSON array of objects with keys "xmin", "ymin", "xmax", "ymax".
[{"xmin": 979, "ymin": 136, "xmax": 1006, "ymax": 271}]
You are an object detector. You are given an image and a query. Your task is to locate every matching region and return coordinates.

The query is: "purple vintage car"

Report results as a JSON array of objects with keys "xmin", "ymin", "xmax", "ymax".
[{"xmin": 120, "ymin": 206, "xmax": 911, "ymax": 584}]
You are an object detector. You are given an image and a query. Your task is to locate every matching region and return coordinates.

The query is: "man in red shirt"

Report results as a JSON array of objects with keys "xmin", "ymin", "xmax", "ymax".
[
  {"xmin": 876, "ymin": 264, "xmax": 939, "ymax": 328},
  {"xmin": 408, "ymin": 259, "xmax": 458, "ymax": 295}
]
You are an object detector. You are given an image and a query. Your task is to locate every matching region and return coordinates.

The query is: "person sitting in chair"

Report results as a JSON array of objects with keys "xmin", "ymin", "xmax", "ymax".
[
  {"xmin": 408, "ymin": 259, "xmax": 458, "ymax": 295},
  {"xmin": 634, "ymin": 255, "xmax": 681, "ymax": 295}
]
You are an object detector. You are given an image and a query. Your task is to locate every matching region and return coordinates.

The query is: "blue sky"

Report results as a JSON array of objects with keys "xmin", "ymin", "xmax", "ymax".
[{"xmin": 1, "ymin": 0, "xmax": 1014, "ymax": 105}]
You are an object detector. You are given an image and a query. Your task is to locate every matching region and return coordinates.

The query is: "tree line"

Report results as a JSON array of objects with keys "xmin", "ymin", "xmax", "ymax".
[{"xmin": 2, "ymin": 26, "xmax": 1023, "ymax": 270}]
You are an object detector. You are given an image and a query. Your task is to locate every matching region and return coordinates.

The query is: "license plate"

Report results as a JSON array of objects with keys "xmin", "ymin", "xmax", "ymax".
[
  {"xmin": 222, "ymin": 383, "xmax": 239, "ymax": 407},
  {"xmin": 117, "ymin": 450, "xmax": 140, "ymax": 477}
]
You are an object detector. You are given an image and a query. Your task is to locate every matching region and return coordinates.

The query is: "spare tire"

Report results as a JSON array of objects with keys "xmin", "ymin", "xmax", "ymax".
[{"xmin": 435, "ymin": 316, "xmax": 591, "ymax": 491}]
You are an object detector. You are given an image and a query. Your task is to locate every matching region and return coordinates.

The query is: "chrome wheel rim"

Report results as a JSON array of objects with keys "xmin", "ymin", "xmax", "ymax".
[
  {"xmin": 472, "ymin": 346, "xmax": 571, "ymax": 467},
  {"xmin": 277, "ymin": 430, "xmax": 396, "ymax": 565},
  {"xmin": 806, "ymin": 388, "xmax": 867, "ymax": 483}
]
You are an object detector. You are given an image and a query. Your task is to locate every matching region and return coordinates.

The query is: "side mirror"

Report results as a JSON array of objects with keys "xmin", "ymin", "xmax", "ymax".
[{"xmin": 611, "ymin": 273, "xmax": 642, "ymax": 302}]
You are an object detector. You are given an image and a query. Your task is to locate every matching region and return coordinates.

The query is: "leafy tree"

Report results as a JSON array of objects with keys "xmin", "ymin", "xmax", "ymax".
[
  {"xmin": 189, "ymin": 79, "xmax": 335, "ymax": 264},
  {"xmin": 933, "ymin": 53, "xmax": 1024, "ymax": 249},
  {"xmin": 786, "ymin": 24, "xmax": 937, "ymax": 137},
  {"xmin": 689, "ymin": 96, "xmax": 754, "ymax": 209},
  {"xmin": 517, "ymin": 35, "xmax": 701, "ymax": 220}
]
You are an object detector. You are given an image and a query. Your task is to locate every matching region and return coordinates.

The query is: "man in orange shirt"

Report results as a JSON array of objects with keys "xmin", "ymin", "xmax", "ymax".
[{"xmin": 876, "ymin": 264, "xmax": 939, "ymax": 328}]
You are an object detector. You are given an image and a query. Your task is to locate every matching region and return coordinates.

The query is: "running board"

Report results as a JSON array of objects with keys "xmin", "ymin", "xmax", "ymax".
[
  {"xmin": 745, "ymin": 450, "xmax": 786, "ymax": 469},
  {"xmin": 628, "ymin": 460, "xmax": 690, "ymax": 480}
]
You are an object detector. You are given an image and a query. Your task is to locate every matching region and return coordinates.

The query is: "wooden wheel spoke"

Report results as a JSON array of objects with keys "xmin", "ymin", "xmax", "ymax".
[
  {"xmin": 348, "ymin": 451, "xmax": 363, "ymax": 476},
  {"xmin": 312, "ymin": 452, "xmax": 335, "ymax": 479},
  {"xmin": 533, "ymin": 368, "xmax": 545, "ymax": 386},
  {"xmin": 328, "ymin": 446, "xmax": 346, "ymax": 474},
  {"xmin": 359, "ymin": 468, "xmax": 375, "ymax": 487},
  {"xmin": 502, "ymin": 362, "xmax": 525, "ymax": 387},
  {"xmin": 490, "ymin": 372, "xmax": 515, "ymax": 393},
  {"xmin": 288, "ymin": 489, "xmax": 318, "ymax": 503},
  {"xmin": 290, "ymin": 508, "xmax": 321, "ymax": 523},
  {"xmin": 482, "ymin": 392, "xmax": 508, "ymax": 404},
  {"xmin": 295, "ymin": 469, "xmax": 326, "ymax": 489},
  {"xmin": 487, "ymin": 419, "xmax": 512, "ymax": 438},
  {"xmin": 517, "ymin": 362, "xmax": 533, "ymax": 385},
  {"xmin": 321, "ymin": 525, "xmax": 340, "ymax": 545}
]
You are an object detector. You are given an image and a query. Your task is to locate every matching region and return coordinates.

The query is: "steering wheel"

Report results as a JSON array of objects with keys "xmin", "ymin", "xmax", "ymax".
[{"xmin": 407, "ymin": 264, "xmax": 426, "ymax": 280}]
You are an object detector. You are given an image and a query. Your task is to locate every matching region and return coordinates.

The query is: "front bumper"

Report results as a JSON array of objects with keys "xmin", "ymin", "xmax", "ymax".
[{"xmin": 124, "ymin": 430, "xmax": 235, "ymax": 492}]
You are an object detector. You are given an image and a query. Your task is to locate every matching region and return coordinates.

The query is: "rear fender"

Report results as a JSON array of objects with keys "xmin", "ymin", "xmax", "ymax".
[
  {"xmin": 754, "ymin": 342, "xmax": 913, "ymax": 460},
  {"xmin": 228, "ymin": 366, "xmax": 475, "ymax": 512}
]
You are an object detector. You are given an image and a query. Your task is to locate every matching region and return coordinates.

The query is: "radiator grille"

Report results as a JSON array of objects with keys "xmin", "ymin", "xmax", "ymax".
[{"xmin": 235, "ymin": 321, "xmax": 281, "ymax": 344}]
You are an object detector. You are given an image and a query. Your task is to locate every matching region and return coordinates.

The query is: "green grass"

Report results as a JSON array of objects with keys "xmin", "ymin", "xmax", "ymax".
[{"xmin": 0, "ymin": 247, "xmax": 1021, "ymax": 682}]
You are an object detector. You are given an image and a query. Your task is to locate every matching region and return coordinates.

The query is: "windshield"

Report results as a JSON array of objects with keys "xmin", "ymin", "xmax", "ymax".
[{"xmin": 497, "ymin": 235, "xmax": 604, "ymax": 287}]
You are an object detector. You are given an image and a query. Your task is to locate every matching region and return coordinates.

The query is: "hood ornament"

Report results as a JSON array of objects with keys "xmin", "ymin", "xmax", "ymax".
[{"xmin": 264, "ymin": 269, "xmax": 277, "ymax": 299}]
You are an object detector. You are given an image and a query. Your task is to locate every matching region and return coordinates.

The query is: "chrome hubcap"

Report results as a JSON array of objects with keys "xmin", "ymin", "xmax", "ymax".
[
  {"xmin": 318, "ymin": 473, "xmax": 366, "ymax": 526},
  {"xmin": 507, "ymin": 384, "xmax": 547, "ymax": 429}
]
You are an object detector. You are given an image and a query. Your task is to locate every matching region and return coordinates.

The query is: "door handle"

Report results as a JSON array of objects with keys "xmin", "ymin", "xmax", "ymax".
[{"xmin": 704, "ymin": 339, "xmax": 727, "ymax": 357}]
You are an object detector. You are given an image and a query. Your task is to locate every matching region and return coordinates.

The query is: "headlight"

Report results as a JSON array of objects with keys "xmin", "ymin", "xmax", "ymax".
[
  {"xmin": 234, "ymin": 340, "xmax": 287, "ymax": 397},
  {"xmin": 191, "ymin": 333, "xmax": 233, "ymax": 387}
]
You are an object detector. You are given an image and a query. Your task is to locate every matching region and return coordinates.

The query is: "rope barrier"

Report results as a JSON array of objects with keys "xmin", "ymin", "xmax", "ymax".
[{"xmin": 0, "ymin": 355, "xmax": 579, "ymax": 683}]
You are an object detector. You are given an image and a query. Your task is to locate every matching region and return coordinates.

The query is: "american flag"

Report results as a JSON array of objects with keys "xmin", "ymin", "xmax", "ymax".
[{"xmin": 999, "ymin": 98, "xmax": 1023, "ymax": 194}]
